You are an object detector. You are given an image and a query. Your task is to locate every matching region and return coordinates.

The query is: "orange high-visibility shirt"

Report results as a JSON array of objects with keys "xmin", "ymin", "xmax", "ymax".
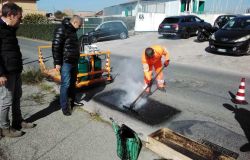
[{"xmin": 141, "ymin": 45, "xmax": 170, "ymax": 65}]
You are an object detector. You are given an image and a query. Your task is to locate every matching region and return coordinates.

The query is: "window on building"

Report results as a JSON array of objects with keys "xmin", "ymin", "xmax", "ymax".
[
  {"xmin": 181, "ymin": 0, "xmax": 190, "ymax": 12},
  {"xmin": 198, "ymin": 1, "xmax": 205, "ymax": 13},
  {"xmin": 125, "ymin": 6, "xmax": 132, "ymax": 17},
  {"xmin": 181, "ymin": 0, "xmax": 205, "ymax": 13}
]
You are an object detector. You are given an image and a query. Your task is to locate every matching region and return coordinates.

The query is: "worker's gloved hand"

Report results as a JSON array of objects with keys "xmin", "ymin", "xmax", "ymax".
[{"xmin": 164, "ymin": 60, "xmax": 170, "ymax": 67}]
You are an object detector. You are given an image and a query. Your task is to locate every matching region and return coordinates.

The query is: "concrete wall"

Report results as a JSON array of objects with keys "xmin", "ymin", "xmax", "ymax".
[
  {"xmin": 134, "ymin": 13, "xmax": 226, "ymax": 31},
  {"xmin": 135, "ymin": 12, "xmax": 166, "ymax": 31},
  {"xmin": 15, "ymin": 1, "xmax": 43, "ymax": 15},
  {"xmin": 103, "ymin": 2, "xmax": 137, "ymax": 17},
  {"xmin": 204, "ymin": 0, "xmax": 250, "ymax": 14},
  {"xmin": 197, "ymin": 14, "xmax": 221, "ymax": 25},
  {"xmin": 135, "ymin": 0, "xmax": 180, "ymax": 31},
  {"xmin": 165, "ymin": 0, "xmax": 180, "ymax": 15}
]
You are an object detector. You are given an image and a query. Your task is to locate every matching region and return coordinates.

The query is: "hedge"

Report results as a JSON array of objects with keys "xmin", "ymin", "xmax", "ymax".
[
  {"xmin": 17, "ymin": 24, "xmax": 87, "ymax": 41},
  {"xmin": 17, "ymin": 16, "xmax": 136, "ymax": 41},
  {"xmin": 17, "ymin": 24, "xmax": 59, "ymax": 41}
]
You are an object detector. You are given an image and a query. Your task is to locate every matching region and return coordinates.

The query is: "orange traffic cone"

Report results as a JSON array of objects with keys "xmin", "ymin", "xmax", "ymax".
[{"xmin": 232, "ymin": 78, "xmax": 248, "ymax": 105}]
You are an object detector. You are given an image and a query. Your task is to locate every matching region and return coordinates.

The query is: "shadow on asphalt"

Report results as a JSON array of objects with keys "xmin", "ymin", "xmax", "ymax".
[
  {"xmin": 223, "ymin": 103, "xmax": 250, "ymax": 152},
  {"xmin": 25, "ymin": 81, "xmax": 110, "ymax": 123},
  {"xmin": 76, "ymin": 80, "xmax": 111, "ymax": 102},
  {"xmin": 193, "ymin": 39, "xmax": 207, "ymax": 43},
  {"xmin": 25, "ymin": 96, "xmax": 61, "ymax": 123},
  {"xmin": 93, "ymin": 89, "xmax": 181, "ymax": 125},
  {"xmin": 228, "ymin": 91, "xmax": 236, "ymax": 100}
]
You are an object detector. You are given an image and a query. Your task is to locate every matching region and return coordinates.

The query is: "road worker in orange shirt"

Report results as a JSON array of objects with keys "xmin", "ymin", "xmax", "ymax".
[{"xmin": 141, "ymin": 45, "xmax": 170, "ymax": 94}]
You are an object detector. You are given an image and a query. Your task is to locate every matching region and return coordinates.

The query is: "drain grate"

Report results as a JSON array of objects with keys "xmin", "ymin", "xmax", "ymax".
[{"xmin": 200, "ymin": 139, "xmax": 239, "ymax": 159}]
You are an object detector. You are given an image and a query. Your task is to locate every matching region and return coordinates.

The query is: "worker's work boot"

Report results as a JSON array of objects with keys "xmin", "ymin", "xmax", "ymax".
[
  {"xmin": 158, "ymin": 87, "xmax": 166, "ymax": 92},
  {"xmin": 157, "ymin": 82, "xmax": 166, "ymax": 92},
  {"xmin": 1, "ymin": 127, "xmax": 25, "ymax": 138}
]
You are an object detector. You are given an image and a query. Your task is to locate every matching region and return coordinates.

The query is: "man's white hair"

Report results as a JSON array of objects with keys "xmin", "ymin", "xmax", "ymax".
[{"xmin": 70, "ymin": 15, "xmax": 82, "ymax": 23}]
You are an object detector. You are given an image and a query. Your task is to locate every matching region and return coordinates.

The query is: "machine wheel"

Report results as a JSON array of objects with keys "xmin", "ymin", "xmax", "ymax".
[
  {"xmin": 90, "ymin": 36, "xmax": 97, "ymax": 43},
  {"xmin": 120, "ymin": 32, "xmax": 127, "ymax": 39}
]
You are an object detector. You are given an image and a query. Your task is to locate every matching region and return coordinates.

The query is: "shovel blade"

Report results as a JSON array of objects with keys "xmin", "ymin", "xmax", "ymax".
[{"xmin": 123, "ymin": 105, "xmax": 139, "ymax": 115}]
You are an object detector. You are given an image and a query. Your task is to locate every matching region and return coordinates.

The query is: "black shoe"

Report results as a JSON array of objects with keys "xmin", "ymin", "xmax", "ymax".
[
  {"xmin": 240, "ymin": 143, "xmax": 250, "ymax": 152},
  {"xmin": 62, "ymin": 109, "xmax": 71, "ymax": 116}
]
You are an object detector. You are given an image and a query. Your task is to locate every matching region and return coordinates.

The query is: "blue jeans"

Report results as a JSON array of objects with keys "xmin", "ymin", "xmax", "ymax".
[{"xmin": 60, "ymin": 63, "xmax": 77, "ymax": 111}]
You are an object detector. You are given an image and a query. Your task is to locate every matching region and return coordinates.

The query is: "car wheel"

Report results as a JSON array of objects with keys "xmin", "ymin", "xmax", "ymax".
[
  {"xmin": 119, "ymin": 32, "xmax": 127, "ymax": 39},
  {"xmin": 90, "ymin": 36, "xmax": 97, "ymax": 43},
  {"xmin": 181, "ymin": 31, "xmax": 190, "ymax": 39},
  {"xmin": 197, "ymin": 32, "xmax": 206, "ymax": 42}
]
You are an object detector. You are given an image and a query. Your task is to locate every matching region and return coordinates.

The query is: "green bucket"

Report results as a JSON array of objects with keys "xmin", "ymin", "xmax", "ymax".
[
  {"xmin": 111, "ymin": 119, "xmax": 142, "ymax": 160},
  {"xmin": 78, "ymin": 56, "xmax": 89, "ymax": 81},
  {"xmin": 94, "ymin": 55, "xmax": 102, "ymax": 78}
]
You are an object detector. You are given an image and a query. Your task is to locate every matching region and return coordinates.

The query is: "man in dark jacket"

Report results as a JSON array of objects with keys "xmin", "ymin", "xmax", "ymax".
[
  {"xmin": 0, "ymin": 2, "xmax": 35, "ymax": 138},
  {"xmin": 52, "ymin": 15, "xmax": 83, "ymax": 116}
]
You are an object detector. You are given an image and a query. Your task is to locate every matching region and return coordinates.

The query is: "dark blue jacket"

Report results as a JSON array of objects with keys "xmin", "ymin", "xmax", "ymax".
[{"xmin": 52, "ymin": 18, "xmax": 80, "ymax": 65}]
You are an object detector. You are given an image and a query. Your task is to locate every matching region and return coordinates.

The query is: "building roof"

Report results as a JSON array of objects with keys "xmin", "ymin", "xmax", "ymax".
[{"xmin": 106, "ymin": 0, "xmax": 137, "ymax": 8}]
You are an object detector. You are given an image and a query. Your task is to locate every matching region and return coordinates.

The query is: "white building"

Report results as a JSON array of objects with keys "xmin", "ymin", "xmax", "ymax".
[{"xmin": 103, "ymin": 0, "xmax": 250, "ymax": 31}]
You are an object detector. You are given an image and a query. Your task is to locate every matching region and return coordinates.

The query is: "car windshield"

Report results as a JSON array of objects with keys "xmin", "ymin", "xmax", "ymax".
[
  {"xmin": 222, "ymin": 18, "xmax": 250, "ymax": 30},
  {"xmin": 217, "ymin": 16, "xmax": 236, "ymax": 22},
  {"xmin": 162, "ymin": 18, "xmax": 180, "ymax": 24}
]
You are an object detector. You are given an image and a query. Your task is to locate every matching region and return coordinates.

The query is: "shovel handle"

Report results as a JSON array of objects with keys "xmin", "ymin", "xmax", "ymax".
[{"xmin": 129, "ymin": 65, "xmax": 167, "ymax": 109}]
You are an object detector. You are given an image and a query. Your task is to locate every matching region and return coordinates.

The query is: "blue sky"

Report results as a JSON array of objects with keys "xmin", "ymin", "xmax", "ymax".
[{"xmin": 37, "ymin": 0, "xmax": 129, "ymax": 12}]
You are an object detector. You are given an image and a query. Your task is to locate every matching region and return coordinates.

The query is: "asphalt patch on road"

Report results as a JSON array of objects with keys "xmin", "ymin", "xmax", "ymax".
[{"xmin": 94, "ymin": 89, "xmax": 181, "ymax": 125}]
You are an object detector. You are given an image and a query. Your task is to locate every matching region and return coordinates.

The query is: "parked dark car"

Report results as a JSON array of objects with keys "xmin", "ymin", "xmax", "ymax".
[
  {"xmin": 209, "ymin": 16, "xmax": 250, "ymax": 55},
  {"xmin": 84, "ymin": 20, "xmax": 128, "ymax": 43},
  {"xmin": 158, "ymin": 15, "xmax": 211, "ymax": 39},
  {"xmin": 214, "ymin": 15, "xmax": 238, "ymax": 29}
]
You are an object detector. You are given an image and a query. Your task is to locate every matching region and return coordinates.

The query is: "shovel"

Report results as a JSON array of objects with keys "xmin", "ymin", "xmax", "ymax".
[{"xmin": 123, "ymin": 65, "xmax": 166, "ymax": 113}]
